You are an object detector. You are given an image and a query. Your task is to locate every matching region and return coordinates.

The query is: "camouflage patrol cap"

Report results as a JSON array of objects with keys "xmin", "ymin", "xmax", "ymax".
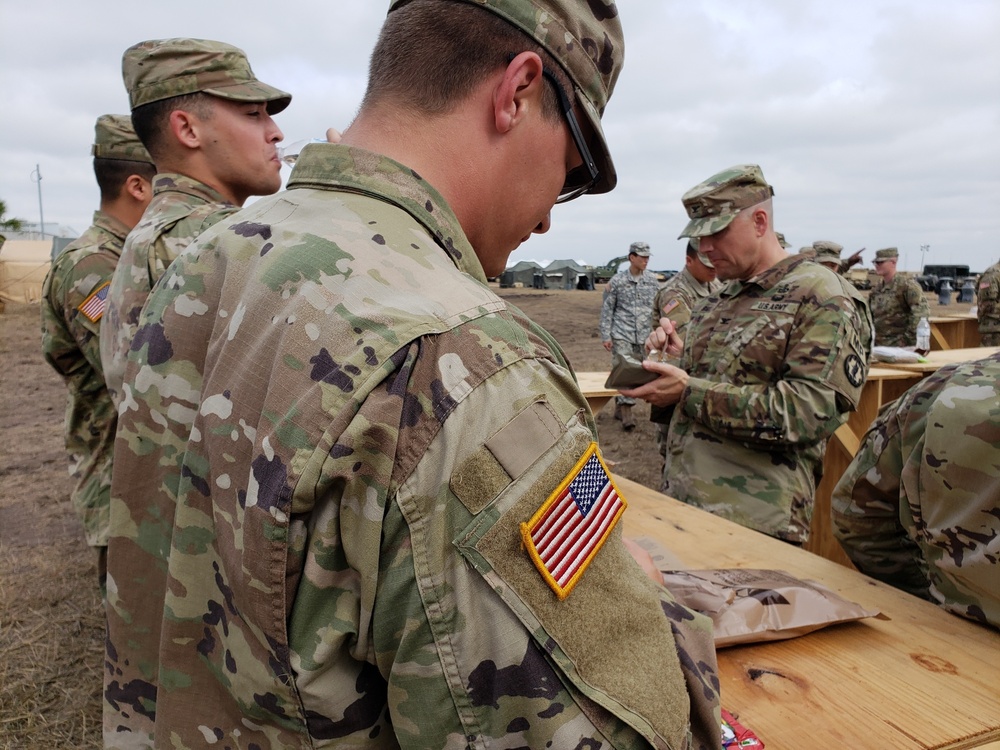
[
  {"xmin": 388, "ymin": 0, "xmax": 624, "ymax": 196},
  {"xmin": 91, "ymin": 114, "xmax": 153, "ymax": 164},
  {"xmin": 123, "ymin": 38, "xmax": 291, "ymax": 114},
  {"xmin": 813, "ymin": 240, "xmax": 843, "ymax": 267},
  {"xmin": 875, "ymin": 247, "xmax": 899, "ymax": 261},
  {"xmin": 678, "ymin": 164, "xmax": 775, "ymax": 239},
  {"xmin": 629, "ymin": 241, "xmax": 650, "ymax": 257},
  {"xmin": 775, "ymin": 232, "xmax": 790, "ymax": 249}
]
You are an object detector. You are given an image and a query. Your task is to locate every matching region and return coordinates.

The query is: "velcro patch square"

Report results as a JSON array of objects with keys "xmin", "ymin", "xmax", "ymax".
[
  {"xmin": 78, "ymin": 281, "xmax": 110, "ymax": 323},
  {"xmin": 520, "ymin": 443, "xmax": 626, "ymax": 600}
]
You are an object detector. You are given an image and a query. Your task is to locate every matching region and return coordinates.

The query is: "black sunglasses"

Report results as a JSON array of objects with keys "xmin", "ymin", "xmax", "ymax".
[{"xmin": 506, "ymin": 54, "xmax": 600, "ymax": 203}]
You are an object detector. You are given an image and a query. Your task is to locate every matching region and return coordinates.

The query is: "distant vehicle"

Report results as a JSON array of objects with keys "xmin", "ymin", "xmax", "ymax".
[
  {"xmin": 845, "ymin": 268, "xmax": 874, "ymax": 291},
  {"xmin": 593, "ymin": 255, "xmax": 629, "ymax": 284},
  {"xmin": 654, "ymin": 270, "xmax": 678, "ymax": 284},
  {"xmin": 915, "ymin": 264, "xmax": 974, "ymax": 292}
]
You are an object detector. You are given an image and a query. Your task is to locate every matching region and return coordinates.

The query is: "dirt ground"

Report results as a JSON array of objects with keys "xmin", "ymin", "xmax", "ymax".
[{"xmin": 0, "ymin": 284, "xmax": 971, "ymax": 748}]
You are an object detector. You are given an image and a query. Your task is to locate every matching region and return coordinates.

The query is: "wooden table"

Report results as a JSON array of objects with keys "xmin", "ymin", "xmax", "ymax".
[
  {"xmin": 577, "ymin": 371, "xmax": 617, "ymax": 414},
  {"xmin": 929, "ymin": 314, "xmax": 981, "ymax": 350},
  {"xmin": 617, "ymin": 475, "xmax": 1000, "ymax": 749},
  {"xmin": 877, "ymin": 346, "xmax": 999, "ymax": 375}
]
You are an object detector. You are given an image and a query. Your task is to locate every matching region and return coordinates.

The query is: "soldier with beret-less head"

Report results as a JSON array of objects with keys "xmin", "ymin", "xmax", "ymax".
[
  {"xmin": 40, "ymin": 115, "xmax": 155, "ymax": 594},
  {"xmin": 103, "ymin": 2, "xmax": 722, "ymax": 749},
  {"xmin": 833, "ymin": 350, "xmax": 1000, "ymax": 630},
  {"xmin": 599, "ymin": 240, "xmax": 659, "ymax": 430},
  {"xmin": 626, "ymin": 164, "xmax": 874, "ymax": 545},
  {"xmin": 869, "ymin": 246, "xmax": 930, "ymax": 346},
  {"xmin": 99, "ymin": 38, "xmax": 291, "ymax": 409}
]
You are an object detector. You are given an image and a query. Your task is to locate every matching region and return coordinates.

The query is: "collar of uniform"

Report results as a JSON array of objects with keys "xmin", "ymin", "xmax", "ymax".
[
  {"xmin": 286, "ymin": 143, "xmax": 484, "ymax": 283},
  {"xmin": 150, "ymin": 172, "xmax": 235, "ymax": 208},
  {"xmin": 91, "ymin": 209, "xmax": 132, "ymax": 243}
]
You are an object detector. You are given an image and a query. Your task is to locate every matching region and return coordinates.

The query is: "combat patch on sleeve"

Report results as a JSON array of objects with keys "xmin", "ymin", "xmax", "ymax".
[
  {"xmin": 77, "ymin": 281, "xmax": 111, "ymax": 323},
  {"xmin": 844, "ymin": 353, "xmax": 865, "ymax": 388},
  {"xmin": 520, "ymin": 442, "xmax": 625, "ymax": 600}
]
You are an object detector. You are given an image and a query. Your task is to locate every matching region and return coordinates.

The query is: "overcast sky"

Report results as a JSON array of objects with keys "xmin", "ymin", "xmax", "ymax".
[{"xmin": 2, "ymin": 1, "xmax": 998, "ymax": 273}]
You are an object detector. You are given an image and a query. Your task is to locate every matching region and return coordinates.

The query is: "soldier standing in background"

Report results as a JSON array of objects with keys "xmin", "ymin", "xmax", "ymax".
[
  {"xmin": 977, "ymin": 259, "xmax": 1000, "ymax": 345},
  {"xmin": 649, "ymin": 238, "xmax": 722, "ymax": 477},
  {"xmin": 100, "ymin": 37, "xmax": 291, "ymax": 406},
  {"xmin": 833, "ymin": 350, "xmax": 1000, "ymax": 630},
  {"xmin": 813, "ymin": 240, "xmax": 844, "ymax": 273},
  {"xmin": 103, "ymin": 2, "xmax": 722, "ymax": 747},
  {"xmin": 599, "ymin": 241, "xmax": 659, "ymax": 430},
  {"xmin": 869, "ymin": 246, "xmax": 930, "ymax": 346},
  {"xmin": 40, "ymin": 115, "xmax": 155, "ymax": 592},
  {"xmin": 625, "ymin": 164, "xmax": 873, "ymax": 545}
]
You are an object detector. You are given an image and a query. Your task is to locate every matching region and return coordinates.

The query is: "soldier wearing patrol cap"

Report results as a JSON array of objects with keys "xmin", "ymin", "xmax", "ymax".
[
  {"xmin": 100, "ymin": 37, "xmax": 292, "ymax": 408},
  {"xmin": 40, "ymin": 115, "xmax": 155, "ymax": 594},
  {"xmin": 104, "ymin": 3, "xmax": 721, "ymax": 749},
  {"xmin": 869, "ymin": 246, "xmax": 930, "ymax": 347},
  {"xmin": 626, "ymin": 164, "xmax": 874, "ymax": 545},
  {"xmin": 813, "ymin": 240, "xmax": 844, "ymax": 272},
  {"xmin": 599, "ymin": 240, "xmax": 660, "ymax": 430}
]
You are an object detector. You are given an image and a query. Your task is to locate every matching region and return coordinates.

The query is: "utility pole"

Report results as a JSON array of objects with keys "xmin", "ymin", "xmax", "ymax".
[
  {"xmin": 30, "ymin": 164, "xmax": 45, "ymax": 238},
  {"xmin": 919, "ymin": 244, "xmax": 929, "ymax": 273}
]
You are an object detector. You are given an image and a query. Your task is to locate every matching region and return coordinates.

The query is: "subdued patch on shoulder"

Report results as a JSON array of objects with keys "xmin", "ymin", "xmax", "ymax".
[
  {"xmin": 77, "ymin": 280, "xmax": 111, "ymax": 322},
  {"xmin": 520, "ymin": 443, "xmax": 626, "ymax": 600},
  {"xmin": 751, "ymin": 300, "xmax": 799, "ymax": 315},
  {"xmin": 659, "ymin": 298, "xmax": 680, "ymax": 315},
  {"xmin": 451, "ymin": 400, "xmax": 564, "ymax": 514},
  {"xmin": 844, "ymin": 354, "xmax": 865, "ymax": 387}
]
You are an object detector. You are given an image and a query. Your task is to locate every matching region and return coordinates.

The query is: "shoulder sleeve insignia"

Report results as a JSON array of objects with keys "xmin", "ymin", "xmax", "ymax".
[
  {"xmin": 77, "ymin": 280, "xmax": 111, "ymax": 323},
  {"xmin": 660, "ymin": 298, "xmax": 680, "ymax": 316},
  {"xmin": 520, "ymin": 443, "xmax": 626, "ymax": 600},
  {"xmin": 844, "ymin": 353, "xmax": 865, "ymax": 388}
]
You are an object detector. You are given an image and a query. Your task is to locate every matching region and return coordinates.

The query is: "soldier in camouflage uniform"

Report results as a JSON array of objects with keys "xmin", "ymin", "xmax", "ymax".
[
  {"xmin": 39, "ymin": 115, "xmax": 155, "ymax": 589},
  {"xmin": 832, "ymin": 351, "xmax": 1000, "ymax": 630},
  {"xmin": 104, "ymin": 2, "xmax": 722, "ymax": 748},
  {"xmin": 625, "ymin": 165, "xmax": 874, "ymax": 544},
  {"xmin": 99, "ymin": 38, "xmax": 291, "ymax": 407},
  {"xmin": 977, "ymin": 260, "xmax": 1000, "ymax": 345},
  {"xmin": 812, "ymin": 240, "xmax": 843, "ymax": 272},
  {"xmin": 599, "ymin": 241, "xmax": 659, "ymax": 430},
  {"xmin": 868, "ymin": 246, "xmax": 930, "ymax": 347},
  {"xmin": 649, "ymin": 239, "xmax": 722, "ymax": 471}
]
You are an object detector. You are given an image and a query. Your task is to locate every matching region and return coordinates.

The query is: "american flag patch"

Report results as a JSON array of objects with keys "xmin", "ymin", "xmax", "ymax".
[
  {"xmin": 77, "ymin": 281, "xmax": 110, "ymax": 323},
  {"xmin": 520, "ymin": 443, "xmax": 626, "ymax": 600}
]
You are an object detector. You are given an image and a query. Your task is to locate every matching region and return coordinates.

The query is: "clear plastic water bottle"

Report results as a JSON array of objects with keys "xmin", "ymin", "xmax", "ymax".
[{"xmin": 916, "ymin": 317, "xmax": 931, "ymax": 355}]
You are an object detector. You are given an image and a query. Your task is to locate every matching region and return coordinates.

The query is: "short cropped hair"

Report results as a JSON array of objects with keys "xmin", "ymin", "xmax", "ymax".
[
  {"xmin": 685, "ymin": 240, "xmax": 699, "ymax": 258},
  {"xmin": 130, "ymin": 92, "xmax": 214, "ymax": 159},
  {"xmin": 364, "ymin": 0, "xmax": 565, "ymax": 121},
  {"xmin": 94, "ymin": 157, "xmax": 156, "ymax": 201}
]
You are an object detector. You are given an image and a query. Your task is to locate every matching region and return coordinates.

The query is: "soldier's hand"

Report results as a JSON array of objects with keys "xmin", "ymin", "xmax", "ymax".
[
  {"xmin": 619, "ymin": 360, "xmax": 689, "ymax": 407},
  {"xmin": 623, "ymin": 537, "xmax": 664, "ymax": 586},
  {"xmin": 645, "ymin": 317, "xmax": 683, "ymax": 357},
  {"xmin": 603, "ymin": 340, "xmax": 613, "ymax": 352},
  {"xmin": 325, "ymin": 127, "xmax": 342, "ymax": 143}
]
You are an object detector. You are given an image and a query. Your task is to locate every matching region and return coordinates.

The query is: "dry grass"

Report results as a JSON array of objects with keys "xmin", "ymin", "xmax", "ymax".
[{"xmin": 0, "ymin": 542, "xmax": 103, "ymax": 749}]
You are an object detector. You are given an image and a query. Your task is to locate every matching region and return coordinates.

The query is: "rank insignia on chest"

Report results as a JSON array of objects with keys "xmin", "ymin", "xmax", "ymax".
[
  {"xmin": 520, "ymin": 443, "xmax": 626, "ymax": 600},
  {"xmin": 77, "ymin": 281, "xmax": 111, "ymax": 323}
]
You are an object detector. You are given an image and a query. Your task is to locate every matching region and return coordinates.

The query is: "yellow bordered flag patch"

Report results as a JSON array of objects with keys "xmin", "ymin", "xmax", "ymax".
[
  {"xmin": 77, "ymin": 281, "xmax": 111, "ymax": 323},
  {"xmin": 520, "ymin": 443, "xmax": 626, "ymax": 600}
]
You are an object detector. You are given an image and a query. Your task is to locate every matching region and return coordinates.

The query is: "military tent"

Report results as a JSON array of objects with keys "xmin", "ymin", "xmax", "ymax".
[
  {"xmin": 0, "ymin": 239, "xmax": 52, "ymax": 306},
  {"xmin": 500, "ymin": 260, "xmax": 544, "ymax": 288},
  {"xmin": 544, "ymin": 259, "xmax": 594, "ymax": 290}
]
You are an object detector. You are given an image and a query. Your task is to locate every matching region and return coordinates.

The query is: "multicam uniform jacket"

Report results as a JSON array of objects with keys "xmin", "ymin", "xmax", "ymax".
[
  {"xmin": 40, "ymin": 210, "xmax": 128, "ymax": 547},
  {"xmin": 663, "ymin": 255, "xmax": 874, "ymax": 543},
  {"xmin": 832, "ymin": 351, "xmax": 1000, "ymax": 630},
  {"xmin": 99, "ymin": 172, "xmax": 237, "ymax": 406},
  {"xmin": 977, "ymin": 261, "xmax": 1000, "ymax": 345},
  {"xmin": 650, "ymin": 268, "xmax": 723, "ymax": 343},
  {"xmin": 868, "ymin": 273, "xmax": 929, "ymax": 347},
  {"xmin": 104, "ymin": 144, "xmax": 722, "ymax": 750}
]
